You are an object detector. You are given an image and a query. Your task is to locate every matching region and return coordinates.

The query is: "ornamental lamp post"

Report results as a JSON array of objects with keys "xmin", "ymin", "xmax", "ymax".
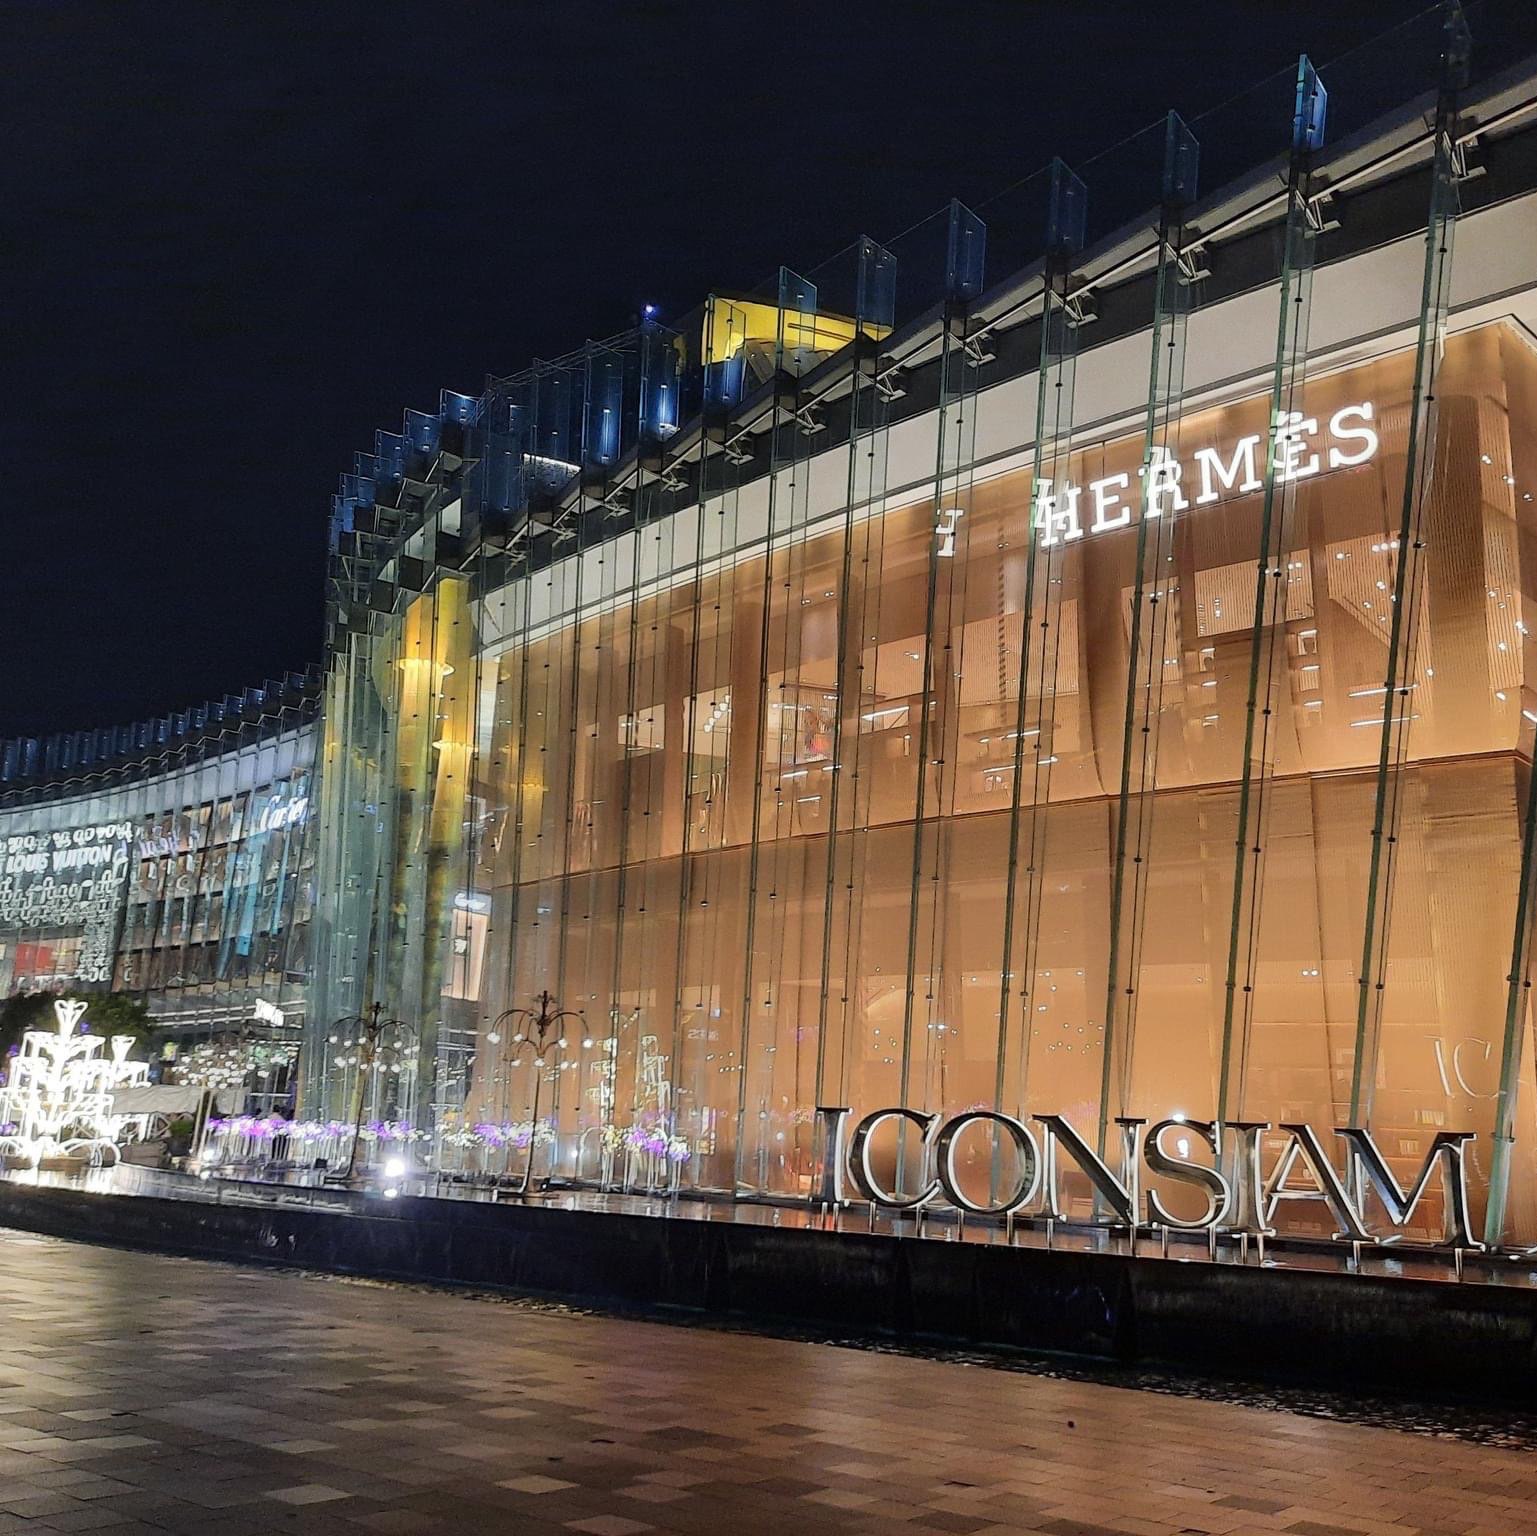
[
  {"xmin": 331, "ymin": 1002, "xmax": 413, "ymax": 1184},
  {"xmin": 485, "ymin": 990, "xmax": 583, "ymax": 1196}
]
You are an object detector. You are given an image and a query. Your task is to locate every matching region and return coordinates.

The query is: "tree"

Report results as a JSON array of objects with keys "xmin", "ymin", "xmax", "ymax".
[{"xmin": 0, "ymin": 993, "xmax": 51, "ymax": 1064}]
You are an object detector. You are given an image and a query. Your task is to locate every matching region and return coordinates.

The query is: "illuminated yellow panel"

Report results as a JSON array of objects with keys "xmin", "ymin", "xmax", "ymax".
[{"xmin": 702, "ymin": 298, "xmax": 891, "ymax": 367}]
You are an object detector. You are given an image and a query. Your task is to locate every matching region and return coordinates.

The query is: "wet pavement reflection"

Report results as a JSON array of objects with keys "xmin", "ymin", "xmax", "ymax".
[{"xmin": 0, "ymin": 1226, "xmax": 1534, "ymax": 1535}]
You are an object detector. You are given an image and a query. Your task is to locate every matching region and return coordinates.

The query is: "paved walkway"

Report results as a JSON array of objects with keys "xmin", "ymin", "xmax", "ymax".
[{"xmin": 0, "ymin": 1229, "xmax": 1532, "ymax": 1535}]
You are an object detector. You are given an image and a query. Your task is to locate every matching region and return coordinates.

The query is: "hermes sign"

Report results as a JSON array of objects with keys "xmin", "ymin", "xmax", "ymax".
[
  {"xmin": 935, "ymin": 401, "xmax": 1381, "ymax": 554},
  {"xmin": 811, "ymin": 1102, "xmax": 1483, "ymax": 1251}
]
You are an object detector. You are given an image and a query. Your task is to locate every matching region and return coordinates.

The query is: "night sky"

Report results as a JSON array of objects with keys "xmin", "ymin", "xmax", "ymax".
[{"xmin": 4, "ymin": 0, "xmax": 1509, "ymax": 740}]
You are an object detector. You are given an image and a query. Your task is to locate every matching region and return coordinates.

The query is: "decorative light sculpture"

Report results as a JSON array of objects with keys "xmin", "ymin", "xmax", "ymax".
[
  {"xmin": 0, "ymin": 1000, "xmax": 149, "ymax": 1166},
  {"xmin": 330, "ymin": 1002, "xmax": 415, "ymax": 1182},
  {"xmin": 486, "ymin": 989, "xmax": 584, "ymax": 1195}
]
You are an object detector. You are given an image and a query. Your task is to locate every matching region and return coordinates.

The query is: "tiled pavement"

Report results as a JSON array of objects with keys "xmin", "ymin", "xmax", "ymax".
[{"xmin": 0, "ymin": 1229, "xmax": 1533, "ymax": 1536}]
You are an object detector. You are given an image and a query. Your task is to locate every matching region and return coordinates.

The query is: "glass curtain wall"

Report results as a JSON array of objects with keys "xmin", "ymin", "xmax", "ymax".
[
  {"xmin": 464, "ymin": 311, "xmax": 1537, "ymax": 1226},
  {"xmin": 307, "ymin": 408, "xmax": 476, "ymax": 1134},
  {"xmin": 310, "ymin": 7, "xmax": 1537, "ymax": 1243},
  {"xmin": 0, "ymin": 727, "xmax": 315, "ymax": 1034},
  {"xmin": 452, "ymin": 55, "xmax": 1537, "ymax": 1245}
]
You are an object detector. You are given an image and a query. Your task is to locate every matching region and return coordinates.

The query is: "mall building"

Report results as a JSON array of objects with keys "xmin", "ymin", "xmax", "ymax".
[
  {"xmin": 11, "ymin": 14, "xmax": 1537, "ymax": 1249},
  {"xmin": 0, "ymin": 675, "xmax": 318, "ymax": 1103}
]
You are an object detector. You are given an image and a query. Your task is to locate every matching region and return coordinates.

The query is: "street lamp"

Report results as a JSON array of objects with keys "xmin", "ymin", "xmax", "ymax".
[
  {"xmin": 332, "ymin": 1002, "xmax": 412, "ymax": 1184},
  {"xmin": 485, "ymin": 989, "xmax": 583, "ymax": 1196}
]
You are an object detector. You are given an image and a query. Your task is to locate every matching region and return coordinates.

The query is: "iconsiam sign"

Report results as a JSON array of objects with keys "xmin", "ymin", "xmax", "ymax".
[
  {"xmin": 814, "ymin": 1104, "xmax": 1487, "ymax": 1253},
  {"xmin": 0, "ymin": 1000, "xmax": 149, "ymax": 1167}
]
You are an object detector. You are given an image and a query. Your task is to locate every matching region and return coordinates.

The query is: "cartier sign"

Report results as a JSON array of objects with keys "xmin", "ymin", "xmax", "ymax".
[{"xmin": 811, "ymin": 1103, "xmax": 1484, "ymax": 1251}]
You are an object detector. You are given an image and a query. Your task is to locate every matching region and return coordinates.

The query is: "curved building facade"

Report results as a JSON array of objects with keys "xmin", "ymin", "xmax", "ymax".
[
  {"xmin": 301, "ymin": 31, "xmax": 1537, "ymax": 1249},
  {"xmin": 14, "ymin": 19, "xmax": 1537, "ymax": 1253},
  {"xmin": 0, "ymin": 676, "xmax": 319, "ymax": 1098}
]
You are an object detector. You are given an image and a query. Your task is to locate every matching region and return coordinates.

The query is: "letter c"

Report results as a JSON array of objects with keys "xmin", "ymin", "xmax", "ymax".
[{"xmin": 848, "ymin": 1107, "xmax": 941, "ymax": 1210}]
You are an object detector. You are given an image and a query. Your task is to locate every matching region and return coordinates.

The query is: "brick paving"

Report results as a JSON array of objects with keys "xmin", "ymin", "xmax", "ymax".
[{"xmin": 0, "ymin": 1228, "xmax": 1533, "ymax": 1535}]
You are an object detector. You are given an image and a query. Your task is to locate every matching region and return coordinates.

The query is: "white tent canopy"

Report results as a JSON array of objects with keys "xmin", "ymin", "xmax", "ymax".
[{"xmin": 110, "ymin": 1086, "xmax": 237, "ymax": 1117}]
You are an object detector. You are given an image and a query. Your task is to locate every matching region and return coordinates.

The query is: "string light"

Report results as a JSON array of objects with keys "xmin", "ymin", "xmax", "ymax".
[{"xmin": 0, "ymin": 1001, "xmax": 148, "ymax": 1167}]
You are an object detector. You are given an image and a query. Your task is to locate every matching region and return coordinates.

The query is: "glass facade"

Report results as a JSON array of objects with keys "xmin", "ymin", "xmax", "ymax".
[
  {"xmin": 0, "ymin": 11, "xmax": 1508, "ymax": 1250},
  {"xmin": 299, "ymin": 23, "xmax": 1537, "ymax": 1249},
  {"xmin": 446, "ymin": 326, "xmax": 1537, "ymax": 1235},
  {"xmin": 0, "ymin": 717, "xmax": 317, "ymax": 1062}
]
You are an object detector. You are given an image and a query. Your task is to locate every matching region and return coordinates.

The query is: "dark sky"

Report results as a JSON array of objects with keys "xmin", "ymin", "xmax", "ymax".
[{"xmin": 1, "ymin": 0, "xmax": 1500, "ymax": 739}]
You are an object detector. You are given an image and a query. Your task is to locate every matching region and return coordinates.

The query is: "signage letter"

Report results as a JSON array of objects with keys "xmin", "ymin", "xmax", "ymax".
[
  {"xmin": 1337, "ymin": 1126, "xmax": 1484, "ymax": 1250},
  {"xmin": 1143, "ymin": 1118, "xmax": 1232, "ymax": 1230},
  {"xmin": 934, "ymin": 1111, "xmax": 1042, "ymax": 1215},
  {"xmin": 1142, "ymin": 446, "xmax": 1189, "ymax": 519},
  {"xmin": 1033, "ymin": 1114, "xmax": 1144, "ymax": 1224},
  {"xmin": 1088, "ymin": 473, "xmax": 1132, "ymax": 534},
  {"xmin": 1263, "ymin": 1123, "xmax": 1371, "ymax": 1241},
  {"xmin": 848, "ymin": 1107, "xmax": 941, "ymax": 1210},
  {"xmin": 1327, "ymin": 402, "xmax": 1379, "ymax": 468},
  {"xmin": 1194, "ymin": 436, "xmax": 1262, "ymax": 503},
  {"xmin": 1034, "ymin": 481, "xmax": 1083, "ymax": 548},
  {"xmin": 1273, "ymin": 411, "xmax": 1322, "ymax": 482},
  {"xmin": 812, "ymin": 1106, "xmax": 851, "ymax": 1206},
  {"xmin": 935, "ymin": 507, "xmax": 964, "ymax": 557},
  {"xmin": 1217, "ymin": 1120, "xmax": 1273, "ymax": 1235}
]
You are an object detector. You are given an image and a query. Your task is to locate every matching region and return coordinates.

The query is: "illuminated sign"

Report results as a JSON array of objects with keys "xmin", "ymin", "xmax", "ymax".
[
  {"xmin": 813, "ymin": 1097, "xmax": 1482, "ymax": 1252},
  {"xmin": 934, "ymin": 403, "xmax": 1381, "ymax": 555},
  {"xmin": 251, "ymin": 794, "xmax": 308, "ymax": 835},
  {"xmin": 0, "ymin": 822, "xmax": 133, "ymax": 984},
  {"xmin": 136, "ymin": 792, "xmax": 308, "ymax": 860},
  {"xmin": 1036, "ymin": 403, "xmax": 1380, "ymax": 546},
  {"xmin": 934, "ymin": 507, "xmax": 964, "ymax": 557}
]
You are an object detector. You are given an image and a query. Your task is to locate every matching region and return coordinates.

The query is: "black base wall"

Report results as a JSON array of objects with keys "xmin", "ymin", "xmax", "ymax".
[{"xmin": 2, "ymin": 1179, "xmax": 1535, "ymax": 1405}]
